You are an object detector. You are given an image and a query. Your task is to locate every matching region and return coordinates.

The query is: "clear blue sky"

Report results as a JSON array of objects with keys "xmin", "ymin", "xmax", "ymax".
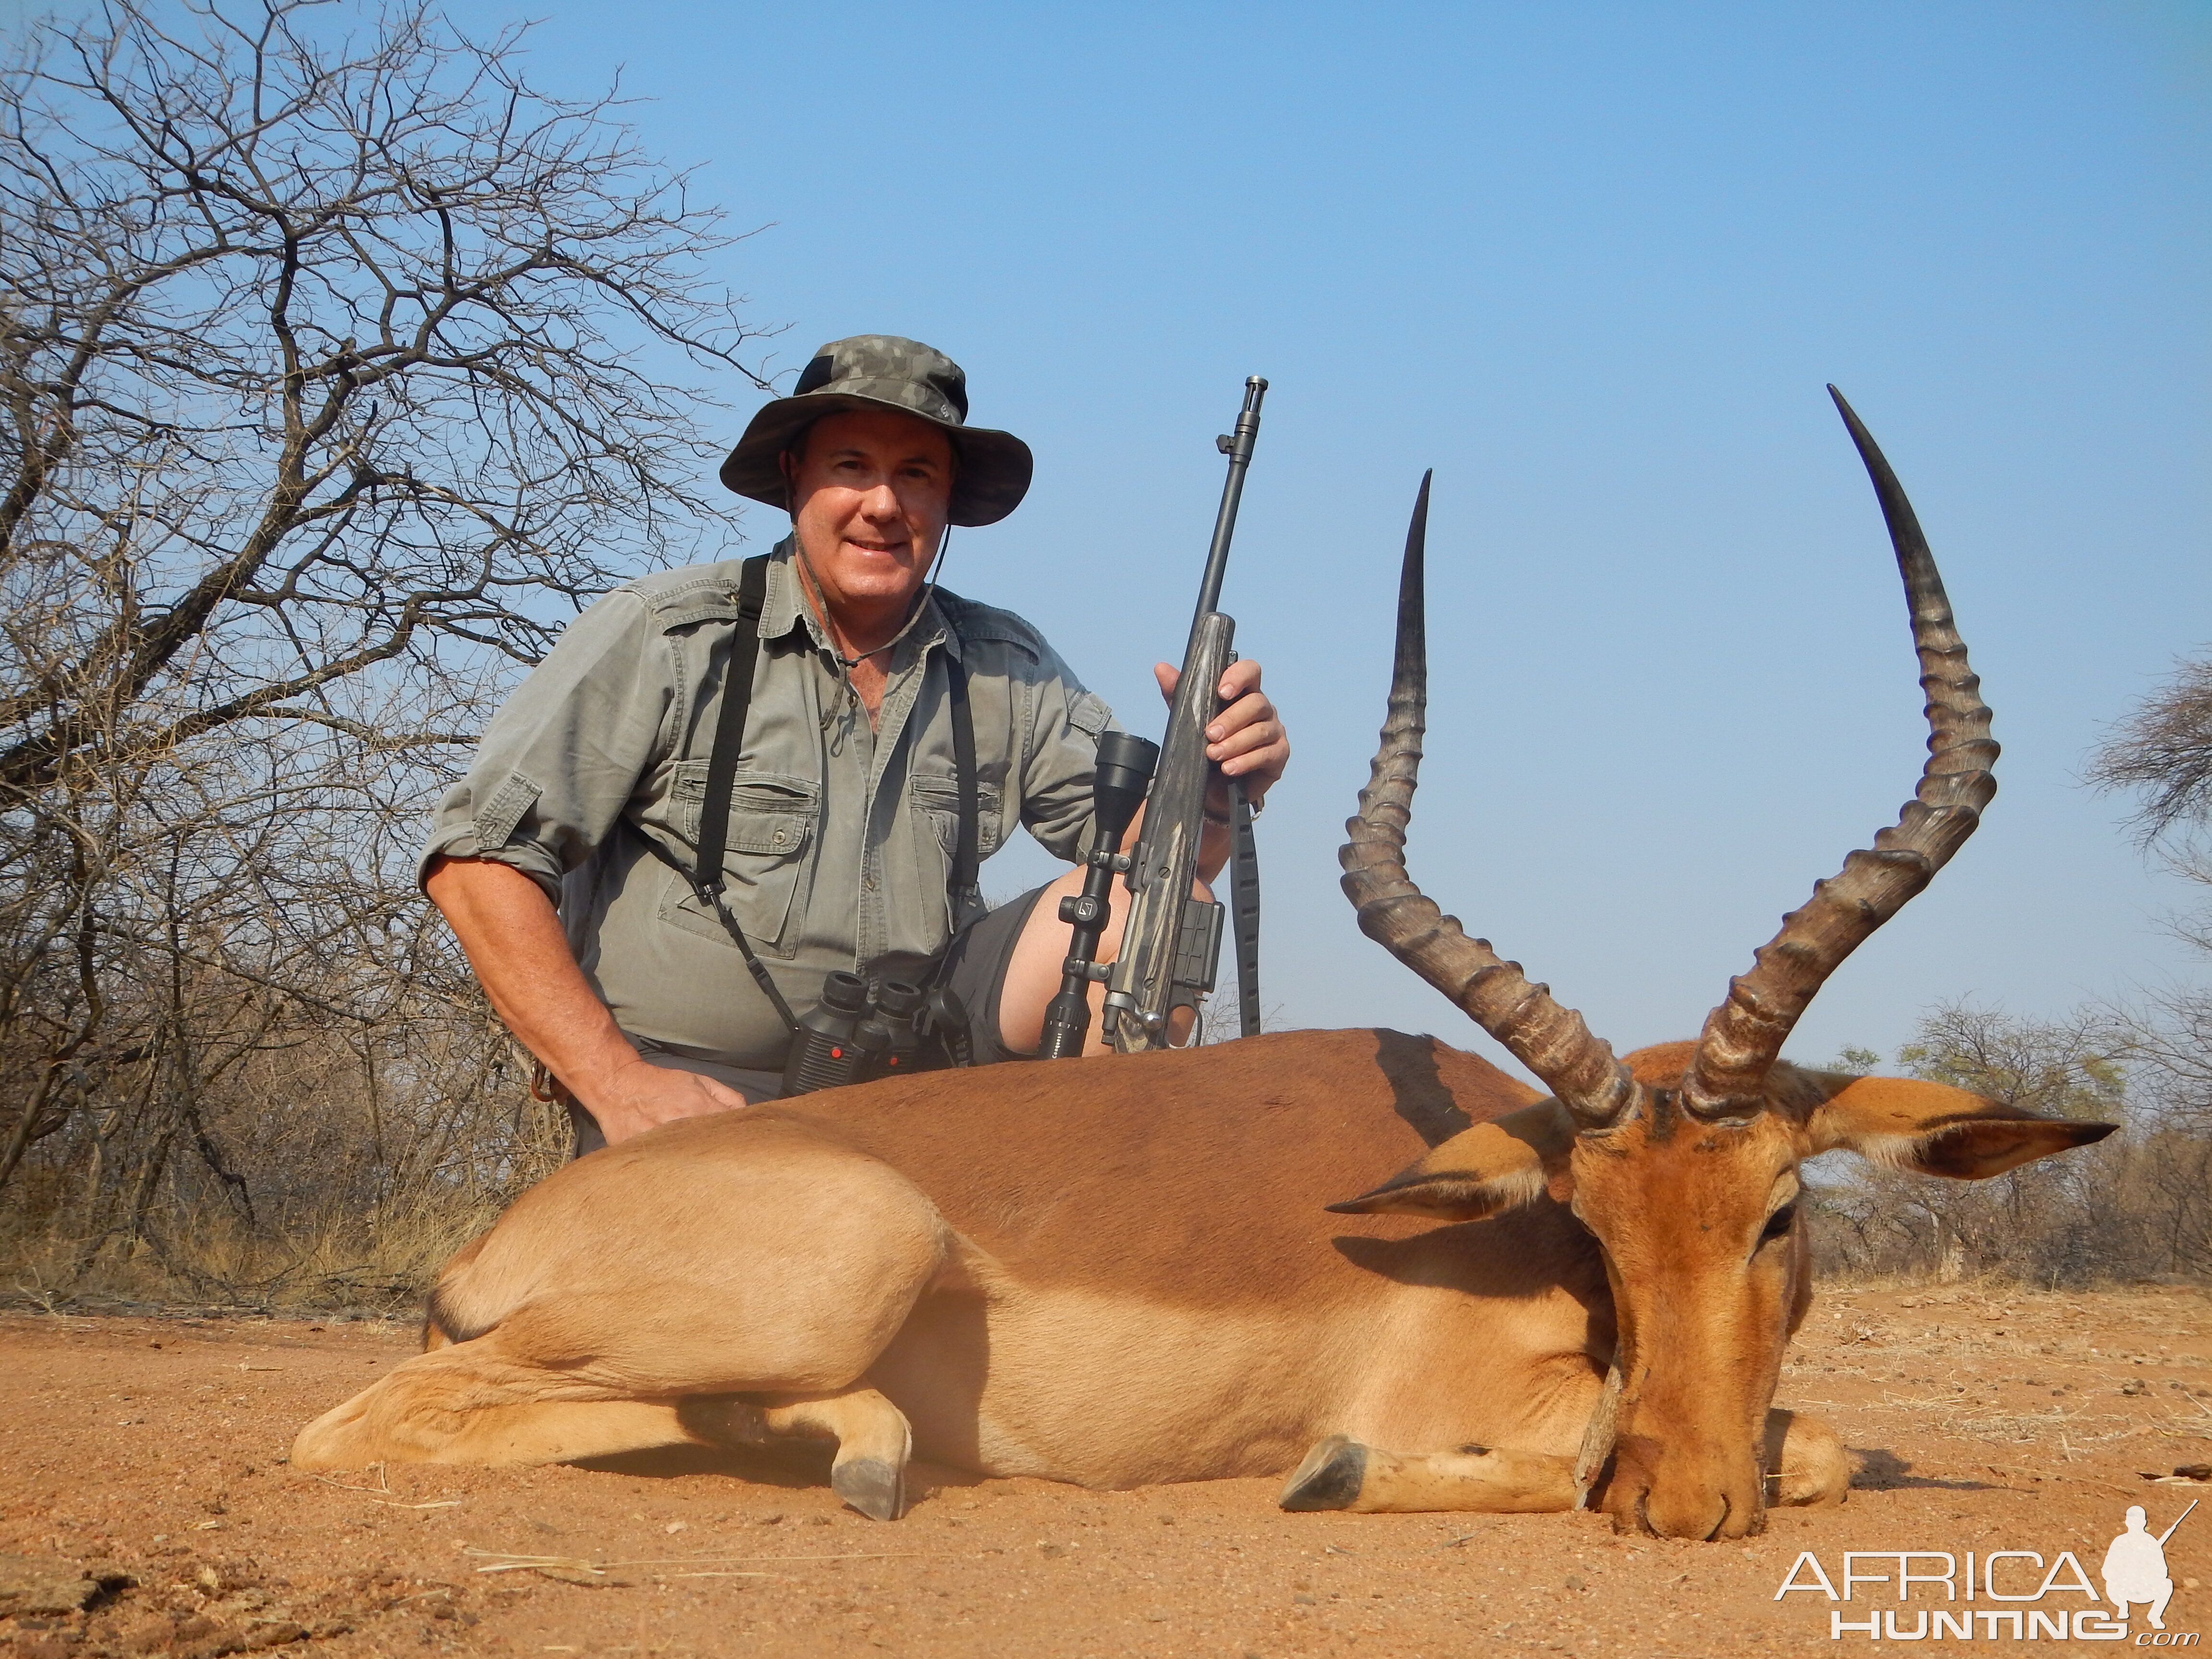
[
  {"xmin": 436, "ymin": 0, "xmax": 2212, "ymax": 1076},
  {"xmin": 73, "ymin": 0, "xmax": 2212, "ymax": 1075}
]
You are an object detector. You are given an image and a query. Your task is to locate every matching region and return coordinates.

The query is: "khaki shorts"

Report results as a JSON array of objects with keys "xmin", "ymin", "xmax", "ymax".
[{"xmin": 566, "ymin": 883, "xmax": 1049, "ymax": 1155}]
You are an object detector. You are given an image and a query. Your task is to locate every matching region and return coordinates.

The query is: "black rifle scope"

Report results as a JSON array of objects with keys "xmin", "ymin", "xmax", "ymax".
[{"xmin": 1038, "ymin": 731, "xmax": 1160, "ymax": 1060}]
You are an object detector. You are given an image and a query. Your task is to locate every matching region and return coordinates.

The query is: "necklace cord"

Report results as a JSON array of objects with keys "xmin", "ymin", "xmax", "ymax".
[{"xmin": 793, "ymin": 526, "xmax": 950, "ymax": 673}]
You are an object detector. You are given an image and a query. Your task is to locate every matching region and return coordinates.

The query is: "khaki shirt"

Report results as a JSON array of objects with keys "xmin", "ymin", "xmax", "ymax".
[{"xmin": 421, "ymin": 540, "xmax": 1115, "ymax": 1067}]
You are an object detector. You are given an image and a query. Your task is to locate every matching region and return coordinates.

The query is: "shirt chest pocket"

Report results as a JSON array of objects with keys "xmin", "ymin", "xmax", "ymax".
[
  {"xmin": 910, "ymin": 772, "xmax": 1006, "ymax": 862},
  {"xmin": 663, "ymin": 762, "xmax": 819, "ymax": 958},
  {"xmin": 908, "ymin": 771, "xmax": 1005, "ymax": 937}
]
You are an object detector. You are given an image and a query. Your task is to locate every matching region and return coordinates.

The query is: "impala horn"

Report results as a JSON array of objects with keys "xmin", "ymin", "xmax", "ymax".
[
  {"xmin": 1340, "ymin": 470, "xmax": 1638, "ymax": 1132},
  {"xmin": 1679, "ymin": 388, "xmax": 1999, "ymax": 1121}
]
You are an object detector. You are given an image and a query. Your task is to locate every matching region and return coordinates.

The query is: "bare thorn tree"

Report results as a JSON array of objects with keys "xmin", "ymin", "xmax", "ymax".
[
  {"xmin": 2089, "ymin": 650, "xmax": 2212, "ymax": 1136},
  {"xmin": 1806, "ymin": 1003, "xmax": 2212, "ymax": 1286},
  {"xmin": 2089, "ymin": 652, "xmax": 2212, "ymax": 850},
  {"xmin": 0, "ymin": 0, "xmax": 768, "ymax": 1295}
]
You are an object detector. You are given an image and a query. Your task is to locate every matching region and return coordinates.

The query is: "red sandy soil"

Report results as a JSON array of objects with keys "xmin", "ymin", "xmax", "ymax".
[{"xmin": 1, "ymin": 1286, "xmax": 2207, "ymax": 1659}]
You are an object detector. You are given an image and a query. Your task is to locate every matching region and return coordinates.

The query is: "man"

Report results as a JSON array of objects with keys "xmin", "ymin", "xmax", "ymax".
[{"xmin": 421, "ymin": 336, "xmax": 1289, "ymax": 1149}]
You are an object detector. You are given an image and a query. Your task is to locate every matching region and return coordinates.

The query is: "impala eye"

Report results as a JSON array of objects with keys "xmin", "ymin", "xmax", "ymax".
[{"xmin": 1759, "ymin": 1202, "xmax": 1800, "ymax": 1244}]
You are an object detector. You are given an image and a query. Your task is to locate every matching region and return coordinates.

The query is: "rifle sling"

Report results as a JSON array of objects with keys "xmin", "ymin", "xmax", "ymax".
[{"xmin": 1229, "ymin": 778, "xmax": 1262, "ymax": 1038}]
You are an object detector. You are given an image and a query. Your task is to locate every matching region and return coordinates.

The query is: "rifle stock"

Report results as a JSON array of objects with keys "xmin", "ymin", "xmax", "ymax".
[{"xmin": 1103, "ymin": 614, "xmax": 1235, "ymax": 1050}]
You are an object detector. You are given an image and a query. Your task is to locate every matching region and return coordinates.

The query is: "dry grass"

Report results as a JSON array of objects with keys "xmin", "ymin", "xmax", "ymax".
[{"xmin": 2, "ymin": 1066, "xmax": 570, "ymax": 1313}]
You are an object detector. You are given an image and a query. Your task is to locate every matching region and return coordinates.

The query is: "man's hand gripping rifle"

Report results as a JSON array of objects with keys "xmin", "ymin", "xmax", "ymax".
[{"xmin": 1036, "ymin": 376, "xmax": 1268, "ymax": 1060}]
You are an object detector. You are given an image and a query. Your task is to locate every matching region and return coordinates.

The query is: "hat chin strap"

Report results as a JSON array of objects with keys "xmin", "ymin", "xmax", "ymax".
[{"xmin": 791, "ymin": 524, "xmax": 952, "ymax": 673}]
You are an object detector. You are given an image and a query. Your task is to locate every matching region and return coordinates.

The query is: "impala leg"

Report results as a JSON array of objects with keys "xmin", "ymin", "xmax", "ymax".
[
  {"xmin": 1278, "ymin": 1406, "xmax": 1851, "ymax": 1519},
  {"xmin": 421, "ymin": 1231, "xmax": 491, "ymax": 1352},
  {"xmin": 1764, "ymin": 1408, "xmax": 1850, "ymax": 1507},
  {"xmin": 1279, "ymin": 1435, "xmax": 1578, "ymax": 1515},
  {"xmin": 754, "ymin": 1388, "xmax": 915, "ymax": 1521},
  {"xmin": 291, "ymin": 1340, "xmax": 706, "ymax": 1469},
  {"xmin": 293, "ymin": 1288, "xmax": 916, "ymax": 1474},
  {"xmin": 296, "ymin": 1138, "xmax": 949, "ymax": 1506}
]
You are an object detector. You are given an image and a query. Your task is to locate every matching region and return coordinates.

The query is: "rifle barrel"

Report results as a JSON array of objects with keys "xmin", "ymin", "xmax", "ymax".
[{"xmin": 1191, "ymin": 376, "xmax": 1268, "ymax": 635}]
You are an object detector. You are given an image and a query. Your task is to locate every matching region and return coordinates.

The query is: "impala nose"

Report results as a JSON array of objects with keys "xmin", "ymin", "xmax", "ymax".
[{"xmin": 1641, "ymin": 1481, "xmax": 1733, "ymax": 1541}]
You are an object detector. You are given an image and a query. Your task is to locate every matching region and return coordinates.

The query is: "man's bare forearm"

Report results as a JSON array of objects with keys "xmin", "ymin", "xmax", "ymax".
[
  {"xmin": 422, "ymin": 855, "xmax": 746, "ymax": 1142},
  {"xmin": 424, "ymin": 856, "xmax": 639, "ymax": 1094}
]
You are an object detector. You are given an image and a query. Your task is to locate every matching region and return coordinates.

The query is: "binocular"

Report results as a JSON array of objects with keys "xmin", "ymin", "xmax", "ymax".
[{"xmin": 781, "ymin": 971, "xmax": 969, "ymax": 1097}]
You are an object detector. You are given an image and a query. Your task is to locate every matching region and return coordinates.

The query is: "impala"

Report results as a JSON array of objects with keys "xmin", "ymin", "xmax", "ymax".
[{"xmin": 294, "ymin": 389, "xmax": 2111, "ymax": 1539}]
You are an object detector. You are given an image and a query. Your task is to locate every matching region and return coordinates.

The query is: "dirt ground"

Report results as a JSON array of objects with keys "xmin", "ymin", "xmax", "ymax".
[{"xmin": 0, "ymin": 1285, "xmax": 2207, "ymax": 1659}]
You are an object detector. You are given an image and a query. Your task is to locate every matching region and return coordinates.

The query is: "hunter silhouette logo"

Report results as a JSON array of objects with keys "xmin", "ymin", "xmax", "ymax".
[
  {"xmin": 2106, "ymin": 1501, "xmax": 2196, "ymax": 1633},
  {"xmin": 1774, "ymin": 1498, "xmax": 2198, "ymax": 1643}
]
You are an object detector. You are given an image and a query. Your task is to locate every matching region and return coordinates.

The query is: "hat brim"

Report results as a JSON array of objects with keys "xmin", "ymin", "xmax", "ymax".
[{"xmin": 718, "ymin": 392, "xmax": 1034, "ymax": 528}]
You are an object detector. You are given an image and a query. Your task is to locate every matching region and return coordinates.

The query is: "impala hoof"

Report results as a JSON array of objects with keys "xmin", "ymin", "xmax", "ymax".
[
  {"xmin": 831, "ymin": 1456, "xmax": 905, "ymax": 1521},
  {"xmin": 1280, "ymin": 1435, "xmax": 1366, "ymax": 1512}
]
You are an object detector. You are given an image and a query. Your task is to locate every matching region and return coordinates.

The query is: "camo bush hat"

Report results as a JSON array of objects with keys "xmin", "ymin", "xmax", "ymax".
[{"xmin": 719, "ymin": 335, "xmax": 1034, "ymax": 527}]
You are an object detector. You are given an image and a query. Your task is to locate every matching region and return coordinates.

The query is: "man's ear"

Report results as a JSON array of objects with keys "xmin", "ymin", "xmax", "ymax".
[
  {"xmin": 1806, "ymin": 1074, "xmax": 2116, "ymax": 1180},
  {"xmin": 1326, "ymin": 1101, "xmax": 1575, "ymax": 1221}
]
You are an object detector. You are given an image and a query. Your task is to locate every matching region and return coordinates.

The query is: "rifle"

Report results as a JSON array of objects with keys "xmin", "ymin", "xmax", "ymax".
[{"xmin": 1098, "ymin": 375, "xmax": 1269, "ymax": 1054}]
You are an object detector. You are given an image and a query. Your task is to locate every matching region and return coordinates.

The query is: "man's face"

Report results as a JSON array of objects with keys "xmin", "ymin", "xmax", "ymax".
[{"xmin": 781, "ymin": 408, "xmax": 955, "ymax": 618}]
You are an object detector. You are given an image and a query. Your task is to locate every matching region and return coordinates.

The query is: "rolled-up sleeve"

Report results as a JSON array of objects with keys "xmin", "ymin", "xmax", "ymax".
[
  {"xmin": 1018, "ymin": 642, "xmax": 1118, "ymax": 863},
  {"xmin": 419, "ymin": 590, "xmax": 676, "ymax": 902}
]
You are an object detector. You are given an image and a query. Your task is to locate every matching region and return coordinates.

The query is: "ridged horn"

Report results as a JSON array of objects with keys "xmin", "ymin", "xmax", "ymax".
[
  {"xmin": 1340, "ymin": 471, "xmax": 1637, "ymax": 1131},
  {"xmin": 1680, "ymin": 388, "xmax": 1999, "ymax": 1121}
]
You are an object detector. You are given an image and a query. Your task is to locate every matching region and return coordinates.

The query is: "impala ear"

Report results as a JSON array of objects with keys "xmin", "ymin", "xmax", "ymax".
[
  {"xmin": 1805, "ymin": 1074, "xmax": 2116, "ymax": 1180},
  {"xmin": 1326, "ymin": 1102, "xmax": 1575, "ymax": 1220}
]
